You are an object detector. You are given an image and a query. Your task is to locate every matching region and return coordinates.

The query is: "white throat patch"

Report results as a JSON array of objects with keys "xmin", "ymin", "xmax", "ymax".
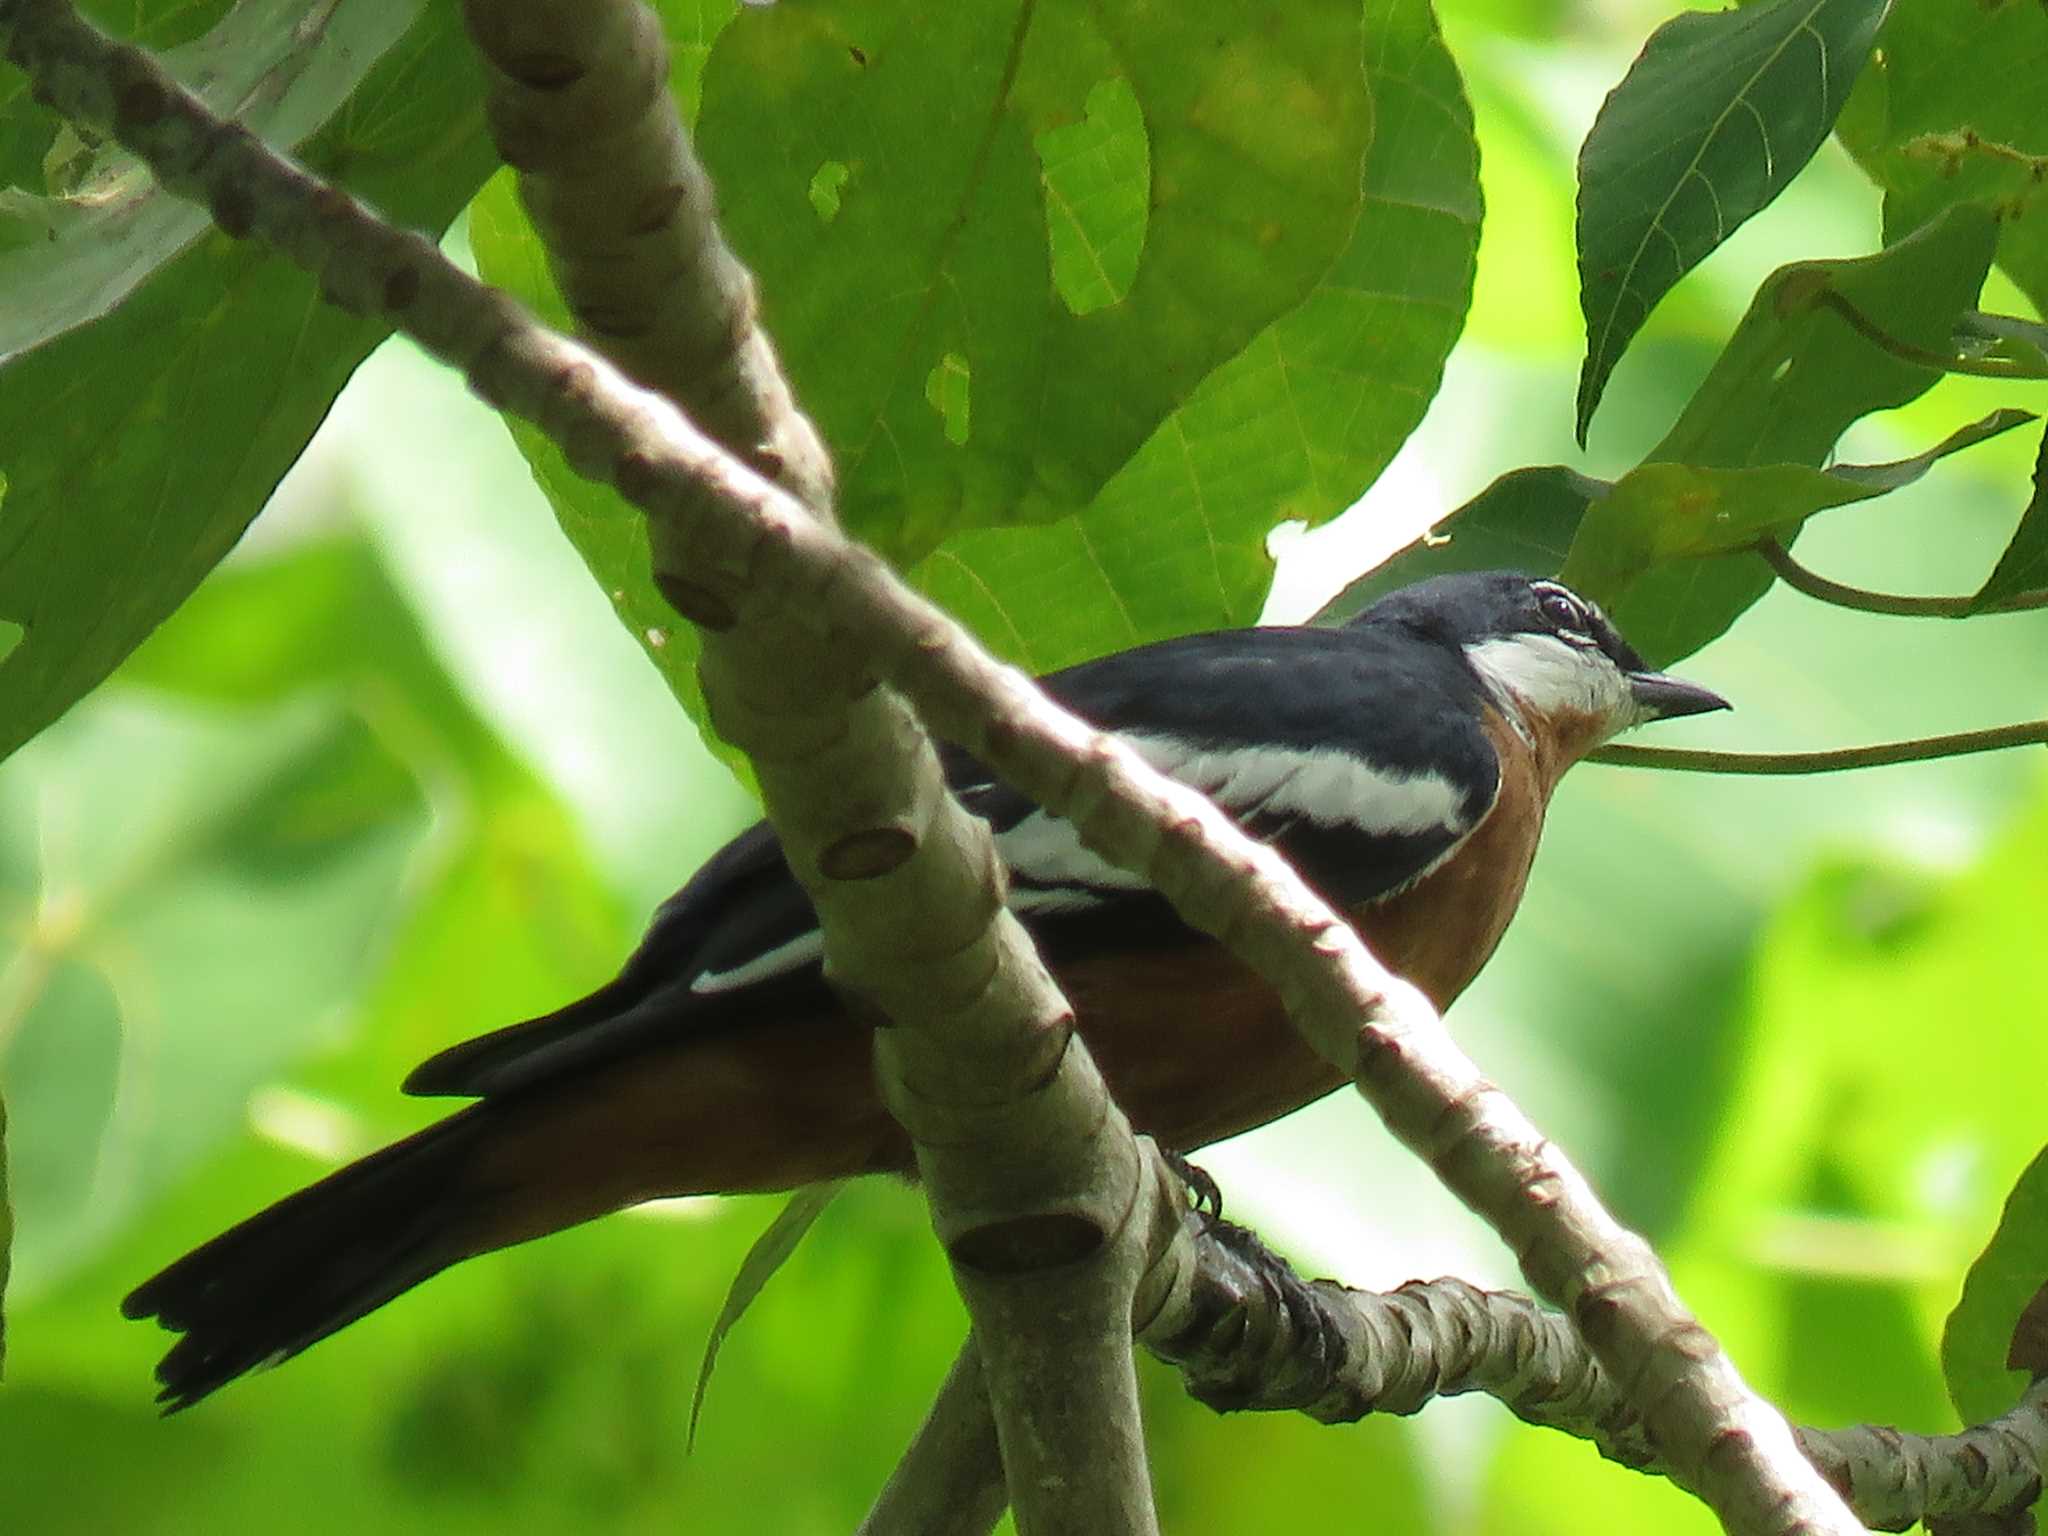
[{"xmin": 1462, "ymin": 634, "xmax": 1634, "ymax": 738}]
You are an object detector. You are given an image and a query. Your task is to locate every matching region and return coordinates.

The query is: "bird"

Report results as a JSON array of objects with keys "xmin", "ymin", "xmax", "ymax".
[{"xmin": 122, "ymin": 569, "xmax": 1728, "ymax": 1409}]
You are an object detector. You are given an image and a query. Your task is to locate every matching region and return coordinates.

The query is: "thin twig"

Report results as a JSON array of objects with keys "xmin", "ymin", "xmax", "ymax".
[
  {"xmin": 1814, "ymin": 288, "xmax": 2047, "ymax": 381},
  {"xmin": 857, "ymin": 1341, "xmax": 1007, "ymax": 1536},
  {"xmin": 1592, "ymin": 721, "xmax": 2048, "ymax": 775},
  {"xmin": 1755, "ymin": 538, "xmax": 2048, "ymax": 618}
]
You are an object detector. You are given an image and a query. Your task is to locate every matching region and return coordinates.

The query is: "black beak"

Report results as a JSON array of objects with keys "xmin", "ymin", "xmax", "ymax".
[{"xmin": 1628, "ymin": 671, "xmax": 1731, "ymax": 722}]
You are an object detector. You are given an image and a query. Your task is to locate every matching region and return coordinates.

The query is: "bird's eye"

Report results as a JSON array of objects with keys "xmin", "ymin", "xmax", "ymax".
[{"xmin": 1535, "ymin": 584, "xmax": 1596, "ymax": 641}]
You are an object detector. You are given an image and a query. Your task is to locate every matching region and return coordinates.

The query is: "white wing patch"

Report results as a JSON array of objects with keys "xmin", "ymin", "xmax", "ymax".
[
  {"xmin": 1463, "ymin": 633, "xmax": 1632, "ymax": 736},
  {"xmin": 689, "ymin": 732, "xmax": 1471, "ymax": 996},
  {"xmin": 690, "ymin": 929, "xmax": 827, "ymax": 994},
  {"xmin": 1136, "ymin": 734, "xmax": 1467, "ymax": 835},
  {"xmin": 995, "ymin": 808, "xmax": 1150, "ymax": 892},
  {"xmin": 995, "ymin": 732, "xmax": 1468, "ymax": 893}
]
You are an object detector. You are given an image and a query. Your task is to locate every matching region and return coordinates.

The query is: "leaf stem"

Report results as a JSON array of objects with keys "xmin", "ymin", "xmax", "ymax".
[
  {"xmin": 1814, "ymin": 288, "xmax": 2047, "ymax": 379},
  {"xmin": 1592, "ymin": 722, "xmax": 2048, "ymax": 775},
  {"xmin": 1753, "ymin": 537, "xmax": 2048, "ymax": 617}
]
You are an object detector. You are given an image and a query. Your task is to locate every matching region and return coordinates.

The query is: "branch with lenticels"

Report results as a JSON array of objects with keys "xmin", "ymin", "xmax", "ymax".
[{"xmin": 0, "ymin": 3, "xmax": 1863, "ymax": 1531}]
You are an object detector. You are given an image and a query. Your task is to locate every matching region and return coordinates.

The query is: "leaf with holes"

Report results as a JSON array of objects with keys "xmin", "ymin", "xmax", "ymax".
[
  {"xmin": 1972, "ymin": 428, "xmax": 2048, "ymax": 614},
  {"xmin": 1574, "ymin": 0, "xmax": 1890, "ymax": 442},
  {"xmin": 475, "ymin": 0, "xmax": 1377, "ymax": 720},
  {"xmin": 694, "ymin": 0, "xmax": 1370, "ymax": 563},
  {"xmin": 0, "ymin": 1, "xmax": 494, "ymax": 769},
  {"xmin": 1560, "ymin": 409, "xmax": 2034, "ymax": 602},
  {"xmin": 912, "ymin": 0, "xmax": 1481, "ymax": 672}
]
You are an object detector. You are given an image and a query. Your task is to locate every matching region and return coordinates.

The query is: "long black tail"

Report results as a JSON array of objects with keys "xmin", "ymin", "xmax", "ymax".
[{"xmin": 122, "ymin": 1109, "xmax": 488, "ymax": 1411}]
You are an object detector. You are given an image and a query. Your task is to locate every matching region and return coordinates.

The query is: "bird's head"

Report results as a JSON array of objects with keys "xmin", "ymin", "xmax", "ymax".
[{"xmin": 1354, "ymin": 570, "xmax": 1729, "ymax": 759}]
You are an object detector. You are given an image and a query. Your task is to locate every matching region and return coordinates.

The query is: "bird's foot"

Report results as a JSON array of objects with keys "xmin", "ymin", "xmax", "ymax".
[{"xmin": 1162, "ymin": 1148, "xmax": 1224, "ymax": 1219}]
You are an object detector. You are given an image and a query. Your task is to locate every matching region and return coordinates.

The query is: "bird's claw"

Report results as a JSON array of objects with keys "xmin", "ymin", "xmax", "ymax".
[{"xmin": 1162, "ymin": 1149, "xmax": 1224, "ymax": 1219}]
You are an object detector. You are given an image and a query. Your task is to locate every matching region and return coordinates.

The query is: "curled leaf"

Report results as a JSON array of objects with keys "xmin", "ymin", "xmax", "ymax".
[{"xmin": 689, "ymin": 1182, "xmax": 846, "ymax": 1450}]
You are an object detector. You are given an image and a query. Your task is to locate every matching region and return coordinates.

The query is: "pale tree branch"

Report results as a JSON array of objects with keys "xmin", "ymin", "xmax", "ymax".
[
  {"xmin": 457, "ymin": 0, "xmax": 835, "ymax": 513},
  {"xmin": 0, "ymin": 5, "xmax": 1862, "ymax": 1531},
  {"xmin": 454, "ymin": 3, "xmax": 1163, "ymax": 1527}
]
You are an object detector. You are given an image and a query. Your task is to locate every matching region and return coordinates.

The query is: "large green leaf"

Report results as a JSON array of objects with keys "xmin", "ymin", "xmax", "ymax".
[
  {"xmin": 1610, "ymin": 206, "xmax": 1999, "ymax": 660},
  {"xmin": 0, "ymin": 0, "xmax": 495, "ymax": 767},
  {"xmin": 1574, "ymin": 0, "xmax": 1890, "ymax": 442},
  {"xmin": 1835, "ymin": 0, "xmax": 2048, "ymax": 318},
  {"xmin": 1650, "ymin": 206, "xmax": 1997, "ymax": 471},
  {"xmin": 694, "ymin": 0, "xmax": 1371, "ymax": 561},
  {"xmin": 1332, "ymin": 206, "xmax": 2000, "ymax": 664},
  {"xmin": 476, "ymin": 0, "xmax": 1442, "ymax": 712},
  {"xmin": 910, "ymin": 0, "xmax": 1482, "ymax": 673}
]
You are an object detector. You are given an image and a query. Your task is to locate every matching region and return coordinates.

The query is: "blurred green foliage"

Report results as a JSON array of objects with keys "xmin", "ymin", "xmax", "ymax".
[{"xmin": 0, "ymin": 0, "xmax": 2046, "ymax": 1528}]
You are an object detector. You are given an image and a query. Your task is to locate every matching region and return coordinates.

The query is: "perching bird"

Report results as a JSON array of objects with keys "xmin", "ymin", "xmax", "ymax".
[{"xmin": 123, "ymin": 569, "xmax": 1727, "ymax": 1408}]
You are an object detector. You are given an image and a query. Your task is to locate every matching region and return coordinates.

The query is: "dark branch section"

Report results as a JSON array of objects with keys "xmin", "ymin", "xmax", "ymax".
[
  {"xmin": 1148, "ymin": 1217, "xmax": 1363, "ymax": 1421},
  {"xmin": 1145, "ymin": 1216, "xmax": 1652, "ymax": 1462},
  {"xmin": 1143, "ymin": 1213, "xmax": 2048, "ymax": 1532}
]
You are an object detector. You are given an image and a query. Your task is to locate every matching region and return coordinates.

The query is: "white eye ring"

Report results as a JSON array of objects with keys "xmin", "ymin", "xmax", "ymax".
[{"xmin": 1533, "ymin": 583, "xmax": 1596, "ymax": 642}]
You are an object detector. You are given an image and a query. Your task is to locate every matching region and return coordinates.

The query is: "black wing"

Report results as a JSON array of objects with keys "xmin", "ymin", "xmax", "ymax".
[{"xmin": 403, "ymin": 624, "xmax": 1499, "ymax": 1099}]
